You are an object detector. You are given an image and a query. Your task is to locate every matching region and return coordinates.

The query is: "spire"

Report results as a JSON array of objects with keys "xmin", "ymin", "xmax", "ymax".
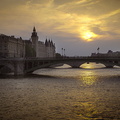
[
  {"xmin": 48, "ymin": 39, "xmax": 50, "ymax": 42},
  {"xmin": 50, "ymin": 40, "xmax": 53, "ymax": 47},
  {"xmin": 45, "ymin": 36, "xmax": 47, "ymax": 41},
  {"xmin": 31, "ymin": 26, "xmax": 37, "ymax": 37},
  {"xmin": 45, "ymin": 38, "xmax": 47, "ymax": 44},
  {"xmin": 33, "ymin": 26, "xmax": 36, "ymax": 32}
]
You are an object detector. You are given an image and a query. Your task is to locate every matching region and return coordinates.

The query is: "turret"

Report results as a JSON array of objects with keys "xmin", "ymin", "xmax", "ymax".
[
  {"xmin": 31, "ymin": 27, "xmax": 39, "ymax": 57},
  {"xmin": 45, "ymin": 38, "xmax": 48, "ymax": 46},
  {"xmin": 33, "ymin": 26, "xmax": 36, "ymax": 32},
  {"xmin": 31, "ymin": 27, "xmax": 38, "ymax": 38},
  {"xmin": 50, "ymin": 40, "xmax": 54, "ymax": 47}
]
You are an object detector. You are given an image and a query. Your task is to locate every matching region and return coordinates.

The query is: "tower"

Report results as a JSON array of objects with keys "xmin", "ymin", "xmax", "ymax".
[{"xmin": 31, "ymin": 27, "xmax": 39, "ymax": 57}]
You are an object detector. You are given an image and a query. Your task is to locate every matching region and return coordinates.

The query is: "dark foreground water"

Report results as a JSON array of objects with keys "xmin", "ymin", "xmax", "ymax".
[{"xmin": 0, "ymin": 63, "xmax": 120, "ymax": 120}]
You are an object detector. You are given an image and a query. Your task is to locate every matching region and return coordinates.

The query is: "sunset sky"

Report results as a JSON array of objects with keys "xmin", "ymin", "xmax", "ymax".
[{"xmin": 0, "ymin": 0, "xmax": 120, "ymax": 56}]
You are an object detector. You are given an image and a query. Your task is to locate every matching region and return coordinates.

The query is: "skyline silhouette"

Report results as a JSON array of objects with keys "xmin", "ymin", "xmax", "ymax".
[{"xmin": 0, "ymin": 0, "xmax": 120, "ymax": 56}]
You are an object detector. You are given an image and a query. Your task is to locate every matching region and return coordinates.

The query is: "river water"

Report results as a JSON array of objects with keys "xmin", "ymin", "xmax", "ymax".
[{"xmin": 0, "ymin": 63, "xmax": 120, "ymax": 120}]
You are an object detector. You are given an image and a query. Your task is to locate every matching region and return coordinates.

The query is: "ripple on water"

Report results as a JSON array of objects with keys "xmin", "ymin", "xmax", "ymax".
[{"xmin": 0, "ymin": 65, "xmax": 120, "ymax": 120}]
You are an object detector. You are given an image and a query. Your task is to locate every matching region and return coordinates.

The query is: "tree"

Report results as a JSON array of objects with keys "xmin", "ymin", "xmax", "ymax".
[
  {"xmin": 25, "ymin": 44, "xmax": 36, "ymax": 57},
  {"xmin": 56, "ymin": 53, "xmax": 61, "ymax": 58}
]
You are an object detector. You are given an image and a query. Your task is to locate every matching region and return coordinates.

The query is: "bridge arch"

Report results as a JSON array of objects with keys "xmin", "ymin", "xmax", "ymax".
[
  {"xmin": 24, "ymin": 60, "xmax": 117, "ymax": 74},
  {"xmin": 60, "ymin": 61, "xmax": 115, "ymax": 68},
  {"xmin": 65, "ymin": 61, "xmax": 85, "ymax": 68}
]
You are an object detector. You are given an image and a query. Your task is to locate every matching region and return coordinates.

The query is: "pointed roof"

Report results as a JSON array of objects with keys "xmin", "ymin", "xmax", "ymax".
[
  {"xmin": 48, "ymin": 39, "xmax": 50, "ymax": 42},
  {"xmin": 45, "ymin": 38, "xmax": 47, "ymax": 42},
  {"xmin": 45, "ymin": 37, "xmax": 47, "ymax": 41},
  {"xmin": 50, "ymin": 40, "xmax": 53, "ymax": 46},
  {"xmin": 45, "ymin": 38, "xmax": 47, "ymax": 44},
  {"xmin": 33, "ymin": 26, "xmax": 36, "ymax": 32},
  {"xmin": 31, "ymin": 27, "xmax": 38, "ymax": 38}
]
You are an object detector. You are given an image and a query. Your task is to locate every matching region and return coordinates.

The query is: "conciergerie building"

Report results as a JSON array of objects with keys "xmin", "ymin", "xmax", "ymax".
[{"xmin": 0, "ymin": 27, "xmax": 56, "ymax": 58}]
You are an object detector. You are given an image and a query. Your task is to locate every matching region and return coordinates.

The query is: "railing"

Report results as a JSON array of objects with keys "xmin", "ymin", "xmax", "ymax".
[{"xmin": 1, "ymin": 56, "xmax": 120, "ymax": 61}]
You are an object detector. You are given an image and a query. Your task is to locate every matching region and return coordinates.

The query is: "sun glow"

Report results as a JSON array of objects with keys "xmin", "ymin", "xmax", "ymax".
[{"xmin": 82, "ymin": 31, "xmax": 97, "ymax": 41}]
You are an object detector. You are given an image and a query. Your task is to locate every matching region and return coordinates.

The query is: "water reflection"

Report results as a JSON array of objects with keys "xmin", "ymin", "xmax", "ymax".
[
  {"xmin": 82, "ymin": 72, "xmax": 97, "ymax": 86},
  {"xmin": 72, "ymin": 101, "xmax": 102, "ymax": 119},
  {"xmin": 81, "ymin": 63, "xmax": 105, "ymax": 69},
  {"xmin": 77, "ymin": 70, "xmax": 97, "ymax": 86},
  {"xmin": 1, "ymin": 65, "xmax": 120, "ymax": 120}
]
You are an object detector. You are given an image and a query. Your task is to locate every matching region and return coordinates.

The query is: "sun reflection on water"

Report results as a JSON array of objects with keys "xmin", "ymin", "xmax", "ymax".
[
  {"xmin": 81, "ymin": 63, "xmax": 94, "ymax": 69},
  {"xmin": 81, "ymin": 63, "xmax": 105, "ymax": 69},
  {"xmin": 80, "ymin": 71, "xmax": 97, "ymax": 86},
  {"xmin": 76, "ymin": 63, "xmax": 98, "ymax": 86}
]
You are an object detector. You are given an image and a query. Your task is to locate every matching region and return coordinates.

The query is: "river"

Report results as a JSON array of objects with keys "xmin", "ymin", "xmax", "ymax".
[{"xmin": 0, "ymin": 63, "xmax": 120, "ymax": 120}]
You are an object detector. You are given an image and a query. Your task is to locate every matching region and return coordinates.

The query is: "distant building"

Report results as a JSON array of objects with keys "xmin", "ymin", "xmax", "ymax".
[
  {"xmin": 0, "ymin": 27, "xmax": 56, "ymax": 58},
  {"xmin": 91, "ymin": 50, "xmax": 120, "ymax": 57},
  {"xmin": 31, "ymin": 27, "xmax": 56, "ymax": 58},
  {"xmin": 0, "ymin": 34, "xmax": 25, "ymax": 58}
]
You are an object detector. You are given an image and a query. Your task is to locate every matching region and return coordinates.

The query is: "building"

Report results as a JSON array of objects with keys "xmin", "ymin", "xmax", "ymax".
[
  {"xmin": 30, "ymin": 27, "xmax": 56, "ymax": 58},
  {"xmin": 91, "ymin": 50, "xmax": 120, "ymax": 57},
  {"xmin": 0, "ymin": 34, "xmax": 25, "ymax": 58},
  {"xmin": 0, "ymin": 27, "xmax": 56, "ymax": 58},
  {"xmin": 45, "ymin": 39, "xmax": 56, "ymax": 58}
]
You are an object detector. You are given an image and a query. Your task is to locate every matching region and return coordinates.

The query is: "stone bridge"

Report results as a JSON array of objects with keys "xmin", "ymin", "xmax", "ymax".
[{"xmin": 0, "ymin": 57, "xmax": 120, "ymax": 75}]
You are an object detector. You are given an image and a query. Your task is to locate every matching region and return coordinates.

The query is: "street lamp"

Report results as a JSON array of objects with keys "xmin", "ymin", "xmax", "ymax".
[
  {"xmin": 97, "ymin": 47, "xmax": 100, "ymax": 54},
  {"xmin": 61, "ymin": 48, "xmax": 63, "ymax": 57},
  {"xmin": 64, "ymin": 49, "xmax": 65, "ymax": 57}
]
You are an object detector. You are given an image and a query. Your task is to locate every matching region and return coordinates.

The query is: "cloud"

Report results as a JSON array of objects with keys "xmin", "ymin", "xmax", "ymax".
[{"xmin": 0, "ymin": 0, "xmax": 120, "ymax": 43}]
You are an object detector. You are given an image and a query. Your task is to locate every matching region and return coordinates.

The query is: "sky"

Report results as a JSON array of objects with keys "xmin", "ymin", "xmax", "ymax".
[{"xmin": 0, "ymin": 0, "xmax": 120, "ymax": 56}]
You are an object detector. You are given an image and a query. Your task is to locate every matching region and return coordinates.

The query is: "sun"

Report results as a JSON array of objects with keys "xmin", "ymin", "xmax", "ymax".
[{"xmin": 82, "ymin": 31, "xmax": 97, "ymax": 42}]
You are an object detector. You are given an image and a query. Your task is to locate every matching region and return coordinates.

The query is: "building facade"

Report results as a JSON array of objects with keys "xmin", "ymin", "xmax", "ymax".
[
  {"xmin": 0, "ymin": 34, "xmax": 25, "ymax": 58},
  {"xmin": 91, "ymin": 50, "xmax": 120, "ymax": 57},
  {"xmin": 0, "ymin": 27, "xmax": 56, "ymax": 58},
  {"xmin": 30, "ymin": 27, "xmax": 56, "ymax": 58}
]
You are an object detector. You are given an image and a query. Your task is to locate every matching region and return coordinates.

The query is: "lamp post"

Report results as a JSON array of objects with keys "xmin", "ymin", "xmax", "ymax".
[
  {"xmin": 64, "ymin": 49, "xmax": 65, "ymax": 57},
  {"xmin": 97, "ymin": 47, "xmax": 100, "ymax": 54},
  {"xmin": 61, "ymin": 48, "xmax": 63, "ymax": 57}
]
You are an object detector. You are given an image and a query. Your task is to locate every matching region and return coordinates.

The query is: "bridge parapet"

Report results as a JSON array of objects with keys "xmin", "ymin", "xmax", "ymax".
[{"xmin": 0, "ymin": 57, "xmax": 120, "ymax": 75}]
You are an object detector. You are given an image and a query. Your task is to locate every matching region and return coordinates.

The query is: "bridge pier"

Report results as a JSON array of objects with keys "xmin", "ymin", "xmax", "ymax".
[
  {"xmin": 72, "ymin": 66, "xmax": 80, "ymax": 68},
  {"xmin": 102, "ymin": 63, "xmax": 114, "ymax": 68},
  {"xmin": 14, "ymin": 60, "xmax": 25, "ymax": 75},
  {"xmin": 105, "ymin": 65, "xmax": 114, "ymax": 68}
]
